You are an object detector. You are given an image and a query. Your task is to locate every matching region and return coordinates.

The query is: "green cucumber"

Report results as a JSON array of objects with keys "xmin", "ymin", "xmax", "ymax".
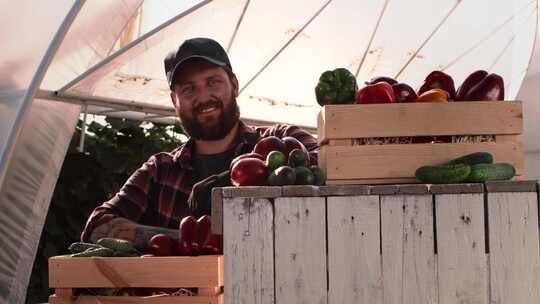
[
  {"xmin": 415, "ymin": 163, "xmax": 471, "ymax": 184},
  {"xmin": 96, "ymin": 238, "xmax": 138, "ymax": 254},
  {"xmin": 446, "ymin": 152, "xmax": 493, "ymax": 166},
  {"xmin": 465, "ymin": 163, "xmax": 515, "ymax": 183},
  {"xmin": 71, "ymin": 247, "xmax": 114, "ymax": 257},
  {"xmin": 68, "ymin": 242, "xmax": 103, "ymax": 254}
]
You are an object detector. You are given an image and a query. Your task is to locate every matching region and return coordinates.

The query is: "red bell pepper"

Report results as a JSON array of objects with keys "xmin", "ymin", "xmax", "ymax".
[{"xmin": 355, "ymin": 82, "xmax": 396, "ymax": 104}]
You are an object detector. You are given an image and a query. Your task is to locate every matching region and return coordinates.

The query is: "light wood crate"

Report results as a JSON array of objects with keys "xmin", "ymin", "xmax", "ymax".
[
  {"xmin": 215, "ymin": 181, "xmax": 540, "ymax": 304},
  {"xmin": 48, "ymin": 255, "xmax": 224, "ymax": 304},
  {"xmin": 317, "ymin": 101, "xmax": 523, "ymax": 184}
]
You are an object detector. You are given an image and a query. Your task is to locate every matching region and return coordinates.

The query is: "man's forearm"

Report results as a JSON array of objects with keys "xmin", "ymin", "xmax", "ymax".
[{"xmin": 89, "ymin": 217, "xmax": 178, "ymax": 249}]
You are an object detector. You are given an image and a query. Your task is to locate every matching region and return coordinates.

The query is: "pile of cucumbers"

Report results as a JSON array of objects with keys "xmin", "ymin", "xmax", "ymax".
[
  {"xmin": 415, "ymin": 152, "xmax": 515, "ymax": 184},
  {"xmin": 68, "ymin": 238, "xmax": 140, "ymax": 257}
]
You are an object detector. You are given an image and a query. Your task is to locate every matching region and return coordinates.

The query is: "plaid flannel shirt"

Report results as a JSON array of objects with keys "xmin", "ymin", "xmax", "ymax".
[{"xmin": 81, "ymin": 121, "xmax": 317, "ymax": 241}]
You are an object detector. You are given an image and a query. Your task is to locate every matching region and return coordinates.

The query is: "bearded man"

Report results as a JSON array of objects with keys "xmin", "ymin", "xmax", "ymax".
[{"xmin": 81, "ymin": 38, "xmax": 317, "ymax": 248}]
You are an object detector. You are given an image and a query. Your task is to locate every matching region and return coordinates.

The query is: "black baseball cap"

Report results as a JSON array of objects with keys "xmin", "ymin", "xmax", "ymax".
[{"xmin": 164, "ymin": 37, "xmax": 233, "ymax": 89}]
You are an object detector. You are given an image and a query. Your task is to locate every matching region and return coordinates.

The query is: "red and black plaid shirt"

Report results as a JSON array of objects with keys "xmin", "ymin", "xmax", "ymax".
[{"xmin": 81, "ymin": 121, "xmax": 317, "ymax": 241}]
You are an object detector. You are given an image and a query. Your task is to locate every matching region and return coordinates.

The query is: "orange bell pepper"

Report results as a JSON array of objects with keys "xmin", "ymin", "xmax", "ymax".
[{"xmin": 416, "ymin": 88, "xmax": 449, "ymax": 102}]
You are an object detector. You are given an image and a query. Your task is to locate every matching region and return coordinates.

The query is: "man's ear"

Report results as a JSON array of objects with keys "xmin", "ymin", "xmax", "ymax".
[
  {"xmin": 170, "ymin": 91, "xmax": 178, "ymax": 107},
  {"xmin": 231, "ymin": 73, "xmax": 239, "ymax": 97}
]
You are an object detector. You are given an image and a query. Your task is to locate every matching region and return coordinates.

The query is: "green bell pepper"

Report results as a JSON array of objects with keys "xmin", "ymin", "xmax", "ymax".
[{"xmin": 315, "ymin": 68, "xmax": 358, "ymax": 106}]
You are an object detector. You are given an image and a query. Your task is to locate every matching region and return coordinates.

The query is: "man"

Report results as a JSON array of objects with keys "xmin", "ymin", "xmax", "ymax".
[{"xmin": 81, "ymin": 38, "xmax": 317, "ymax": 249}]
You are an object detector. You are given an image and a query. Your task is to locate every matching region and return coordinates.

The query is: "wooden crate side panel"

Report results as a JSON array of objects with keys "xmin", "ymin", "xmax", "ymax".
[
  {"xmin": 48, "ymin": 256, "xmax": 223, "ymax": 288},
  {"xmin": 274, "ymin": 197, "xmax": 327, "ymax": 304},
  {"xmin": 320, "ymin": 101, "xmax": 522, "ymax": 140},
  {"xmin": 49, "ymin": 294, "xmax": 222, "ymax": 304},
  {"xmin": 223, "ymin": 198, "xmax": 274, "ymax": 304},
  {"xmin": 324, "ymin": 142, "xmax": 522, "ymax": 180},
  {"xmin": 327, "ymin": 195, "xmax": 382, "ymax": 304},
  {"xmin": 436, "ymin": 194, "xmax": 488, "ymax": 304},
  {"xmin": 488, "ymin": 192, "xmax": 540, "ymax": 304},
  {"xmin": 381, "ymin": 195, "xmax": 437, "ymax": 304}
]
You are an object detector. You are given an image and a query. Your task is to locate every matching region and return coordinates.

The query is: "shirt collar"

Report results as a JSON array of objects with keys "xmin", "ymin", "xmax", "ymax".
[{"xmin": 173, "ymin": 120, "xmax": 259, "ymax": 169}]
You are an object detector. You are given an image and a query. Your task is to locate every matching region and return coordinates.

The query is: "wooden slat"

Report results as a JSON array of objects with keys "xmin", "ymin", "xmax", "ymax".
[
  {"xmin": 55, "ymin": 288, "xmax": 73, "ymax": 298},
  {"xmin": 198, "ymin": 287, "xmax": 222, "ymax": 296},
  {"xmin": 436, "ymin": 193, "xmax": 488, "ymax": 304},
  {"xmin": 48, "ymin": 256, "xmax": 223, "ymax": 288},
  {"xmin": 221, "ymin": 186, "xmax": 282, "ymax": 198},
  {"xmin": 329, "ymin": 139, "xmax": 352, "ymax": 146},
  {"xmin": 485, "ymin": 180, "xmax": 537, "ymax": 193},
  {"xmin": 223, "ymin": 197, "xmax": 274, "ymax": 304},
  {"xmin": 495, "ymin": 134, "xmax": 520, "ymax": 144},
  {"xmin": 274, "ymin": 197, "xmax": 327, "ymax": 304},
  {"xmin": 488, "ymin": 192, "xmax": 540, "ymax": 304},
  {"xmin": 319, "ymin": 101, "xmax": 522, "ymax": 141},
  {"xmin": 322, "ymin": 142, "xmax": 523, "ymax": 180},
  {"xmin": 326, "ymin": 178, "xmax": 419, "ymax": 185},
  {"xmin": 317, "ymin": 109, "xmax": 327, "ymax": 145},
  {"xmin": 48, "ymin": 294, "xmax": 221, "ymax": 304},
  {"xmin": 327, "ymin": 195, "xmax": 382, "ymax": 303},
  {"xmin": 381, "ymin": 195, "xmax": 437, "ymax": 304},
  {"xmin": 211, "ymin": 188, "xmax": 223, "ymax": 234}
]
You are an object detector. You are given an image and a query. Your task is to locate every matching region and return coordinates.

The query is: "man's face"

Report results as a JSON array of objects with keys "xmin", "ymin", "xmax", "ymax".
[{"xmin": 170, "ymin": 60, "xmax": 240, "ymax": 140}]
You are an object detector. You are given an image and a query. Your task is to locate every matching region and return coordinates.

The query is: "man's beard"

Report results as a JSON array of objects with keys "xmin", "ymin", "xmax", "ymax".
[{"xmin": 180, "ymin": 96, "xmax": 240, "ymax": 140}]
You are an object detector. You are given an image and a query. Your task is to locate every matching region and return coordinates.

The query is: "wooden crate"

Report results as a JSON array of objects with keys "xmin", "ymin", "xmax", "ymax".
[
  {"xmin": 317, "ymin": 101, "xmax": 523, "ymax": 184},
  {"xmin": 48, "ymin": 255, "xmax": 224, "ymax": 304},
  {"xmin": 216, "ymin": 181, "xmax": 540, "ymax": 304}
]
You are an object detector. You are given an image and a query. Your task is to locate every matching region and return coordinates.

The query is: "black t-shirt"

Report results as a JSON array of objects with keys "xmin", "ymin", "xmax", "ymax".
[{"xmin": 192, "ymin": 147, "xmax": 236, "ymax": 182}]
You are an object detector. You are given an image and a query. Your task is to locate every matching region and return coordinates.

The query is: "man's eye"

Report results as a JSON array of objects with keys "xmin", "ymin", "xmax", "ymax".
[
  {"xmin": 208, "ymin": 78, "xmax": 220, "ymax": 86},
  {"xmin": 181, "ymin": 86, "xmax": 193, "ymax": 95}
]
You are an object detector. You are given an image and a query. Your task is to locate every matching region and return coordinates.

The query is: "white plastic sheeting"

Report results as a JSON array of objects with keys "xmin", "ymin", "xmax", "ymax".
[{"xmin": 58, "ymin": 0, "xmax": 537, "ymax": 128}]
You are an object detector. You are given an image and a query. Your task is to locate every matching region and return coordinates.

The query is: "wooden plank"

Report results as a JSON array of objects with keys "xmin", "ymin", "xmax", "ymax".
[
  {"xmin": 223, "ymin": 197, "xmax": 274, "ymax": 304},
  {"xmin": 436, "ymin": 193, "xmax": 488, "ymax": 304},
  {"xmin": 198, "ymin": 287, "xmax": 222, "ymax": 296},
  {"xmin": 488, "ymin": 192, "xmax": 540, "ymax": 304},
  {"xmin": 326, "ymin": 178, "xmax": 419, "ymax": 185},
  {"xmin": 485, "ymin": 180, "xmax": 537, "ymax": 193},
  {"xmin": 329, "ymin": 139, "xmax": 352, "ymax": 146},
  {"xmin": 48, "ymin": 256, "xmax": 223, "ymax": 288},
  {"xmin": 274, "ymin": 197, "xmax": 327, "ymax": 304},
  {"xmin": 380, "ymin": 195, "xmax": 437, "ymax": 304},
  {"xmin": 319, "ymin": 185, "xmax": 370, "ymax": 196},
  {"xmin": 48, "ymin": 294, "xmax": 221, "ymax": 304},
  {"xmin": 211, "ymin": 188, "xmax": 223, "ymax": 234},
  {"xmin": 221, "ymin": 186, "xmax": 282, "ymax": 198},
  {"xmin": 282, "ymin": 185, "xmax": 321, "ymax": 197},
  {"xmin": 327, "ymin": 195, "xmax": 382, "ymax": 304},
  {"xmin": 370, "ymin": 184, "xmax": 429, "ymax": 195},
  {"xmin": 323, "ymin": 142, "xmax": 523, "ymax": 180},
  {"xmin": 317, "ymin": 109, "xmax": 327, "ymax": 145},
  {"xmin": 429, "ymin": 183, "xmax": 484, "ymax": 194},
  {"xmin": 495, "ymin": 134, "xmax": 520, "ymax": 144},
  {"xmin": 319, "ymin": 101, "xmax": 522, "ymax": 141},
  {"xmin": 55, "ymin": 288, "xmax": 73, "ymax": 298}
]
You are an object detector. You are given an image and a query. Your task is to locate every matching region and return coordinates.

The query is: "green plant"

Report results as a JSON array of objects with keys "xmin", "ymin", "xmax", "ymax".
[{"xmin": 25, "ymin": 117, "xmax": 183, "ymax": 303}]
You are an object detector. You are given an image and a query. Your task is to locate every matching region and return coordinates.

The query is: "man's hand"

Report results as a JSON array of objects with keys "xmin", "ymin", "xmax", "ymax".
[
  {"xmin": 188, "ymin": 170, "xmax": 231, "ymax": 217},
  {"xmin": 89, "ymin": 217, "xmax": 178, "ymax": 251}
]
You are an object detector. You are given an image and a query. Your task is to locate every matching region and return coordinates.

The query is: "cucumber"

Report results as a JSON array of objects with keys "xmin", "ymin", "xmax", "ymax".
[
  {"xmin": 447, "ymin": 152, "xmax": 493, "ymax": 166},
  {"xmin": 71, "ymin": 247, "xmax": 114, "ymax": 257},
  {"xmin": 96, "ymin": 238, "xmax": 138, "ymax": 254},
  {"xmin": 465, "ymin": 163, "xmax": 515, "ymax": 183},
  {"xmin": 415, "ymin": 163, "xmax": 471, "ymax": 184},
  {"xmin": 68, "ymin": 242, "xmax": 103, "ymax": 254}
]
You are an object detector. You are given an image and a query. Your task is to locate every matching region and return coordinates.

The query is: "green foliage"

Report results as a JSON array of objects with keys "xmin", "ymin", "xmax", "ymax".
[{"xmin": 25, "ymin": 117, "xmax": 183, "ymax": 304}]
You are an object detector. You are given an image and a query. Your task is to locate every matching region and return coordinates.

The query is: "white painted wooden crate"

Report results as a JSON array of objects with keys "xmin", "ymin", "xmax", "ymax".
[{"xmin": 213, "ymin": 181, "xmax": 540, "ymax": 304}]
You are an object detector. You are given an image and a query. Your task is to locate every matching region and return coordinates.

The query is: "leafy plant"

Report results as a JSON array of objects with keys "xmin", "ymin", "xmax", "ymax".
[{"xmin": 25, "ymin": 117, "xmax": 183, "ymax": 303}]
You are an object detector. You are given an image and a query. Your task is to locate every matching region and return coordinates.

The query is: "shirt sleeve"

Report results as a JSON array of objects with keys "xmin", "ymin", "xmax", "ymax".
[{"xmin": 80, "ymin": 155, "xmax": 157, "ymax": 242}]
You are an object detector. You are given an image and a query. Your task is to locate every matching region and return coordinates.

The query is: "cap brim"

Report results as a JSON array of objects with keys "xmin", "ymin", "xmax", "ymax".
[{"xmin": 169, "ymin": 55, "xmax": 230, "ymax": 88}]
